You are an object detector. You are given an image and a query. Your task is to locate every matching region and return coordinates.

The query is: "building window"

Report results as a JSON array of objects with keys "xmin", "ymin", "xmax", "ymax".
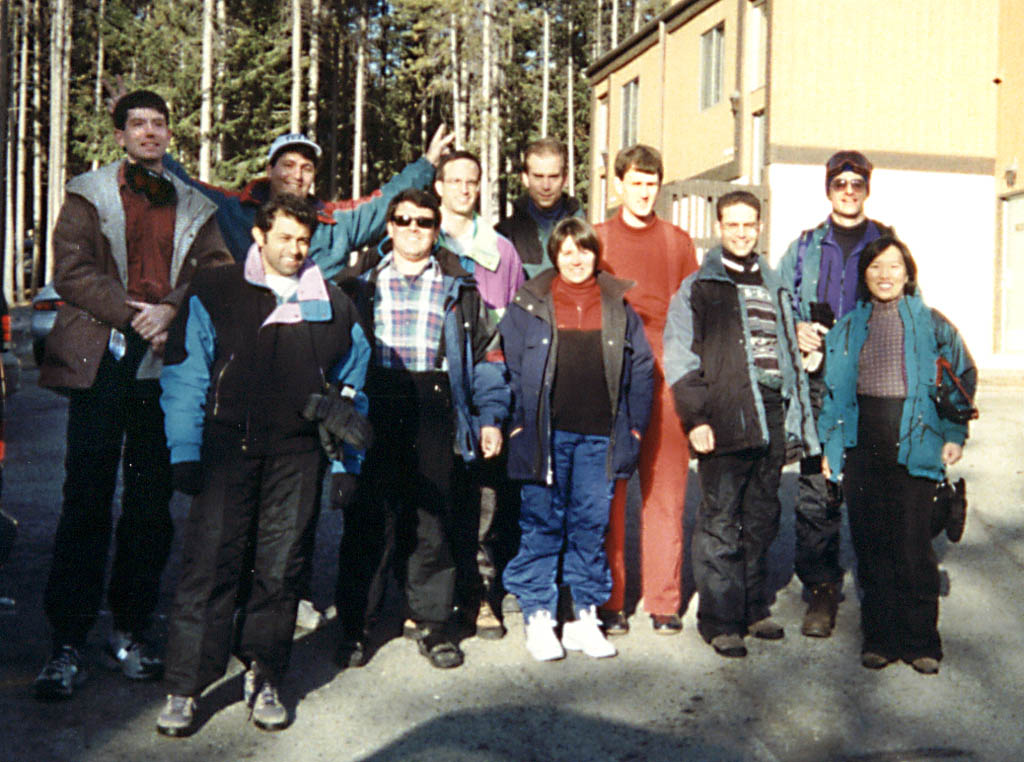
[
  {"xmin": 747, "ymin": 1, "xmax": 767, "ymax": 91},
  {"xmin": 621, "ymin": 78, "xmax": 638, "ymax": 148},
  {"xmin": 700, "ymin": 23, "xmax": 725, "ymax": 110}
]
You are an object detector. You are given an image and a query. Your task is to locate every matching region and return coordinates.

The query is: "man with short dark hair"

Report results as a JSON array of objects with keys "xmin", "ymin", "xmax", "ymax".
[
  {"xmin": 433, "ymin": 149, "xmax": 523, "ymax": 639},
  {"xmin": 778, "ymin": 150, "xmax": 894, "ymax": 638},
  {"xmin": 334, "ymin": 188, "xmax": 509, "ymax": 670},
  {"xmin": 496, "ymin": 137, "xmax": 584, "ymax": 280},
  {"xmin": 155, "ymin": 194, "xmax": 371, "ymax": 735},
  {"xmin": 34, "ymin": 89, "xmax": 232, "ymax": 701},
  {"xmin": 664, "ymin": 191, "xmax": 817, "ymax": 658},
  {"xmin": 596, "ymin": 144, "xmax": 698, "ymax": 636}
]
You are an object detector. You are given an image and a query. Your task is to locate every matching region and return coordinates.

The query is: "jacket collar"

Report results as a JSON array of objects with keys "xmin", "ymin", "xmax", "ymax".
[
  {"xmin": 515, "ymin": 269, "xmax": 634, "ymax": 314},
  {"xmin": 243, "ymin": 243, "xmax": 332, "ymax": 324}
]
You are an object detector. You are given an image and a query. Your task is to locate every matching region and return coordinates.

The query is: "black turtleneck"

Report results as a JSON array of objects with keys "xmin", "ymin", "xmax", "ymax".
[{"xmin": 832, "ymin": 217, "xmax": 869, "ymax": 261}]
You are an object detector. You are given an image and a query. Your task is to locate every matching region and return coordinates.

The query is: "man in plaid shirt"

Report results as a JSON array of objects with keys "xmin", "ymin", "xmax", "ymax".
[{"xmin": 335, "ymin": 188, "xmax": 509, "ymax": 670}]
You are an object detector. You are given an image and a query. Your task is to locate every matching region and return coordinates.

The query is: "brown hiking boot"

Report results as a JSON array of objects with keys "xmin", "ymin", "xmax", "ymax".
[
  {"xmin": 475, "ymin": 599, "xmax": 506, "ymax": 640},
  {"xmin": 801, "ymin": 583, "xmax": 838, "ymax": 637}
]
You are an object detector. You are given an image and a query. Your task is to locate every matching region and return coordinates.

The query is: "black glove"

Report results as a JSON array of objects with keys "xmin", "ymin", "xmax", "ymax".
[
  {"xmin": 172, "ymin": 461, "xmax": 203, "ymax": 496},
  {"xmin": 302, "ymin": 392, "xmax": 373, "ymax": 451},
  {"xmin": 328, "ymin": 472, "xmax": 359, "ymax": 511}
]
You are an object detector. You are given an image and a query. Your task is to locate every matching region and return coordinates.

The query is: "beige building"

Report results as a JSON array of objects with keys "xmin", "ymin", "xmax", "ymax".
[{"xmin": 587, "ymin": 0, "xmax": 1024, "ymax": 369}]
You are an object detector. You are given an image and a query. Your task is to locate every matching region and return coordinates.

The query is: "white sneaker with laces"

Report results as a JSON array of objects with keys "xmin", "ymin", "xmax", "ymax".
[
  {"xmin": 524, "ymin": 610, "xmax": 564, "ymax": 662},
  {"xmin": 561, "ymin": 605, "xmax": 617, "ymax": 658}
]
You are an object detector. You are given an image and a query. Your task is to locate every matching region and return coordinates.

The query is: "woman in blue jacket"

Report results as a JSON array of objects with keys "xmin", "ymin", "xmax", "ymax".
[
  {"xmin": 499, "ymin": 218, "xmax": 654, "ymax": 662},
  {"xmin": 819, "ymin": 236, "xmax": 976, "ymax": 675}
]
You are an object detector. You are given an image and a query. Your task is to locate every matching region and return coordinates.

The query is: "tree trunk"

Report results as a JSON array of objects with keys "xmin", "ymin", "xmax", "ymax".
[
  {"xmin": 215, "ymin": 0, "xmax": 225, "ymax": 164},
  {"xmin": 199, "ymin": 0, "xmax": 213, "ymax": 180},
  {"xmin": 594, "ymin": 0, "xmax": 601, "ymax": 59},
  {"xmin": 327, "ymin": 24, "xmax": 339, "ymax": 199},
  {"xmin": 32, "ymin": 0, "xmax": 43, "ymax": 291},
  {"xmin": 3, "ymin": 2, "xmax": 16, "ymax": 306},
  {"xmin": 449, "ymin": 11, "xmax": 462, "ymax": 148},
  {"xmin": 567, "ymin": 17, "xmax": 575, "ymax": 197},
  {"xmin": 352, "ymin": 2, "xmax": 366, "ymax": 198},
  {"xmin": 15, "ymin": 0, "xmax": 29, "ymax": 301},
  {"xmin": 307, "ymin": 0, "xmax": 319, "ymax": 137},
  {"xmin": 541, "ymin": 7, "xmax": 549, "ymax": 138},
  {"xmin": 0, "ymin": 0, "xmax": 8, "ymax": 296},
  {"xmin": 92, "ymin": 0, "xmax": 104, "ymax": 172},
  {"xmin": 479, "ymin": 0, "xmax": 492, "ymax": 221},
  {"xmin": 611, "ymin": 0, "xmax": 618, "ymax": 48},
  {"xmin": 291, "ymin": 0, "xmax": 302, "ymax": 133},
  {"xmin": 46, "ymin": 0, "xmax": 69, "ymax": 285}
]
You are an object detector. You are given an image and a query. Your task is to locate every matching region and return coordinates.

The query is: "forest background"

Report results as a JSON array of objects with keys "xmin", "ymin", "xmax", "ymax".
[{"xmin": 0, "ymin": 0, "xmax": 673, "ymax": 305}]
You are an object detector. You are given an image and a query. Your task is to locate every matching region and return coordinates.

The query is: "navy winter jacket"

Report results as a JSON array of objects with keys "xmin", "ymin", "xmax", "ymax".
[
  {"xmin": 818, "ymin": 291, "xmax": 976, "ymax": 482},
  {"xmin": 498, "ymin": 269, "xmax": 654, "ymax": 483},
  {"xmin": 342, "ymin": 242, "xmax": 510, "ymax": 462}
]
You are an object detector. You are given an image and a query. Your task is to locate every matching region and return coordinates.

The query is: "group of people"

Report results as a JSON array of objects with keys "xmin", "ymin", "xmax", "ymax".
[{"xmin": 27, "ymin": 88, "xmax": 976, "ymax": 738}]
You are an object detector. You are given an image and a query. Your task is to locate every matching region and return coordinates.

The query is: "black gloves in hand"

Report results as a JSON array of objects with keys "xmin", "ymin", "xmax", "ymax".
[
  {"xmin": 172, "ymin": 461, "xmax": 203, "ymax": 496},
  {"xmin": 301, "ymin": 392, "xmax": 373, "ymax": 452},
  {"xmin": 329, "ymin": 472, "xmax": 359, "ymax": 511}
]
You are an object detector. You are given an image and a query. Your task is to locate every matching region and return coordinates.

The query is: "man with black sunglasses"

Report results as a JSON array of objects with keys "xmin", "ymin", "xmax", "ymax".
[
  {"xmin": 33, "ymin": 90, "xmax": 232, "ymax": 701},
  {"xmin": 334, "ymin": 188, "xmax": 509, "ymax": 671},
  {"xmin": 778, "ymin": 150, "xmax": 894, "ymax": 639}
]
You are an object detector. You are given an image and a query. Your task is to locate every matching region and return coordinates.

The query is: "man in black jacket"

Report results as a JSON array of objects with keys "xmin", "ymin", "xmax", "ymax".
[
  {"xmin": 664, "ymin": 191, "xmax": 817, "ymax": 658},
  {"xmin": 496, "ymin": 138, "xmax": 584, "ymax": 281}
]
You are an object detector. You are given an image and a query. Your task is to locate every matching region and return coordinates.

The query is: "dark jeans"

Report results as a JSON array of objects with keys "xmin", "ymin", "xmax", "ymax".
[
  {"xmin": 335, "ymin": 369, "xmax": 465, "ymax": 638},
  {"xmin": 795, "ymin": 370, "xmax": 844, "ymax": 587},
  {"xmin": 503, "ymin": 431, "xmax": 614, "ymax": 619},
  {"xmin": 694, "ymin": 387, "xmax": 785, "ymax": 641},
  {"xmin": 164, "ymin": 445, "xmax": 325, "ymax": 695},
  {"xmin": 454, "ymin": 453, "xmax": 521, "ymax": 608},
  {"xmin": 44, "ymin": 348, "xmax": 173, "ymax": 646},
  {"xmin": 845, "ymin": 395, "xmax": 942, "ymax": 661}
]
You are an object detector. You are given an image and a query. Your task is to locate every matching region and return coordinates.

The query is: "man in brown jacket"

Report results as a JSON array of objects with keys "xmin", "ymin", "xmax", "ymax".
[{"xmin": 33, "ymin": 90, "xmax": 231, "ymax": 701}]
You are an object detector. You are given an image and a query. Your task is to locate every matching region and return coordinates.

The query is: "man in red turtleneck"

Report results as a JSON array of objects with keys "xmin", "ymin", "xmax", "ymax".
[{"xmin": 596, "ymin": 145, "xmax": 698, "ymax": 636}]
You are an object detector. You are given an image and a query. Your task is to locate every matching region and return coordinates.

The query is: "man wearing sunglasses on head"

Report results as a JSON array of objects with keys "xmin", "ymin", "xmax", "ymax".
[
  {"xmin": 333, "ymin": 188, "xmax": 509, "ymax": 671},
  {"xmin": 778, "ymin": 150, "xmax": 894, "ymax": 640}
]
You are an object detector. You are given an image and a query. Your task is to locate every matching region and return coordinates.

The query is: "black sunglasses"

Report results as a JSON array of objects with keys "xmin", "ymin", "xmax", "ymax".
[{"xmin": 391, "ymin": 214, "xmax": 437, "ymax": 229}]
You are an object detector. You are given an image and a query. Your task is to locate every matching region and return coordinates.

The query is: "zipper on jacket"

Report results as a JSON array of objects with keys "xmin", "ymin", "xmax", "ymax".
[{"xmin": 211, "ymin": 353, "xmax": 234, "ymax": 417}]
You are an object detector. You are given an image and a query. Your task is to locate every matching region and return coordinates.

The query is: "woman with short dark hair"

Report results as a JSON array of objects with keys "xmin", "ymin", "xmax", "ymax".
[{"xmin": 818, "ymin": 236, "xmax": 976, "ymax": 674}]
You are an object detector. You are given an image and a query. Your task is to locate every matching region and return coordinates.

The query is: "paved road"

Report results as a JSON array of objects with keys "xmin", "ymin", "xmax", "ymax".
[{"xmin": 1, "ymin": 344, "xmax": 1022, "ymax": 761}]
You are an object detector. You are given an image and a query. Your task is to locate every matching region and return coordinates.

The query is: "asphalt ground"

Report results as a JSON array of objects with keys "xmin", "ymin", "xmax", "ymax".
[{"xmin": 1, "ymin": 310, "xmax": 1022, "ymax": 761}]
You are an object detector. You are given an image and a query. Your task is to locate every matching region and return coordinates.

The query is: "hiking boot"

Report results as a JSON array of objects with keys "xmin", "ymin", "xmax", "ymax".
[
  {"xmin": 801, "ymin": 583, "xmax": 838, "ymax": 638},
  {"xmin": 651, "ymin": 613, "xmax": 683, "ymax": 635},
  {"xmin": 156, "ymin": 694, "xmax": 197, "ymax": 737},
  {"xmin": 524, "ymin": 610, "xmax": 564, "ymax": 662},
  {"xmin": 251, "ymin": 681, "xmax": 288, "ymax": 730},
  {"xmin": 294, "ymin": 599, "xmax": 325, "ymax": 632},
  {"xmin": 417, "ymin": 626, "xmax": 464, "ymax": 669},
  {"xmin": 748, "ymin": 617, "xmax": 785, "ymax": 640},
  {"xmin": 710, "ymin": 633, "xmax": 747, "ymax": 658},
  {"xmin": 33, "ymin": 645, "xmax": 86, "ymax": 701},
  {"xmin": 910, "ymin": 656, "xmax": 940, "ymax": 675},
  {"xmin": 597, "ymin": 608, "xmax": 629, "ymax": 636},
  {"xmin": 475, "ymin": 599, "xmax": 505, "ymax": 640},
  {"xmin": 106, "ymin": 630, "xmax": 164, "ymax": 681},
  {"xmin": 861, "ymin": 651, "xmax": 893, "ymax": 670},
  {"xmin": 562, "ymin": 605, "xmax": 617, "ymax": 658}
]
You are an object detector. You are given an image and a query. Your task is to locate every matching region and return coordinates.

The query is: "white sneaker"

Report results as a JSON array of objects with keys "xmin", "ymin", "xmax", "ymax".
[
  {"xmin": 562, "ymin": 605, "xmax": 617, "ymax": 658},
  {"xmin": 295, "ymin": 599, "xmax": 325, "ymax": 632},
  {"xmin": 524, "ymin": 610, "xmax": 565, "ymax": 662}
]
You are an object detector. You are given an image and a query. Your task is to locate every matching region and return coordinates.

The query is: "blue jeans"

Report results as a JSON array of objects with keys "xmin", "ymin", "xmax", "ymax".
[{"xmin": 503, "ymin": 430, "xmax": 614, "ymax": 618}]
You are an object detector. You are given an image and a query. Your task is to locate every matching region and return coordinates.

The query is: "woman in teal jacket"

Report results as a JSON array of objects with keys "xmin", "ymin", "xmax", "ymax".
[{"xmin": 818, "ymin": 236, "xmax": 976, "ymax": 675}]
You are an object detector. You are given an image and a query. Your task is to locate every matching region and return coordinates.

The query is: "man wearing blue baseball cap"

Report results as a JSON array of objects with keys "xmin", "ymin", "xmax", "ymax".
[{"xmin": 165, "ymin": 127, "xmax": 454, "ymax": 279}]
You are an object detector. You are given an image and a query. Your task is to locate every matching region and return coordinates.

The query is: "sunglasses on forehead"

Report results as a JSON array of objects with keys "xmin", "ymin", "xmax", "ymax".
[{"xmin": 390, "ymin": 214, "xmax": 438, "ymax": 229}]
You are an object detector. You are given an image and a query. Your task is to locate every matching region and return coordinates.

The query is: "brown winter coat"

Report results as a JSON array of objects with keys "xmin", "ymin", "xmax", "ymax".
[{"xmin": 40, "ymin": 160, "xmax": 231, "ymax": 391}]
